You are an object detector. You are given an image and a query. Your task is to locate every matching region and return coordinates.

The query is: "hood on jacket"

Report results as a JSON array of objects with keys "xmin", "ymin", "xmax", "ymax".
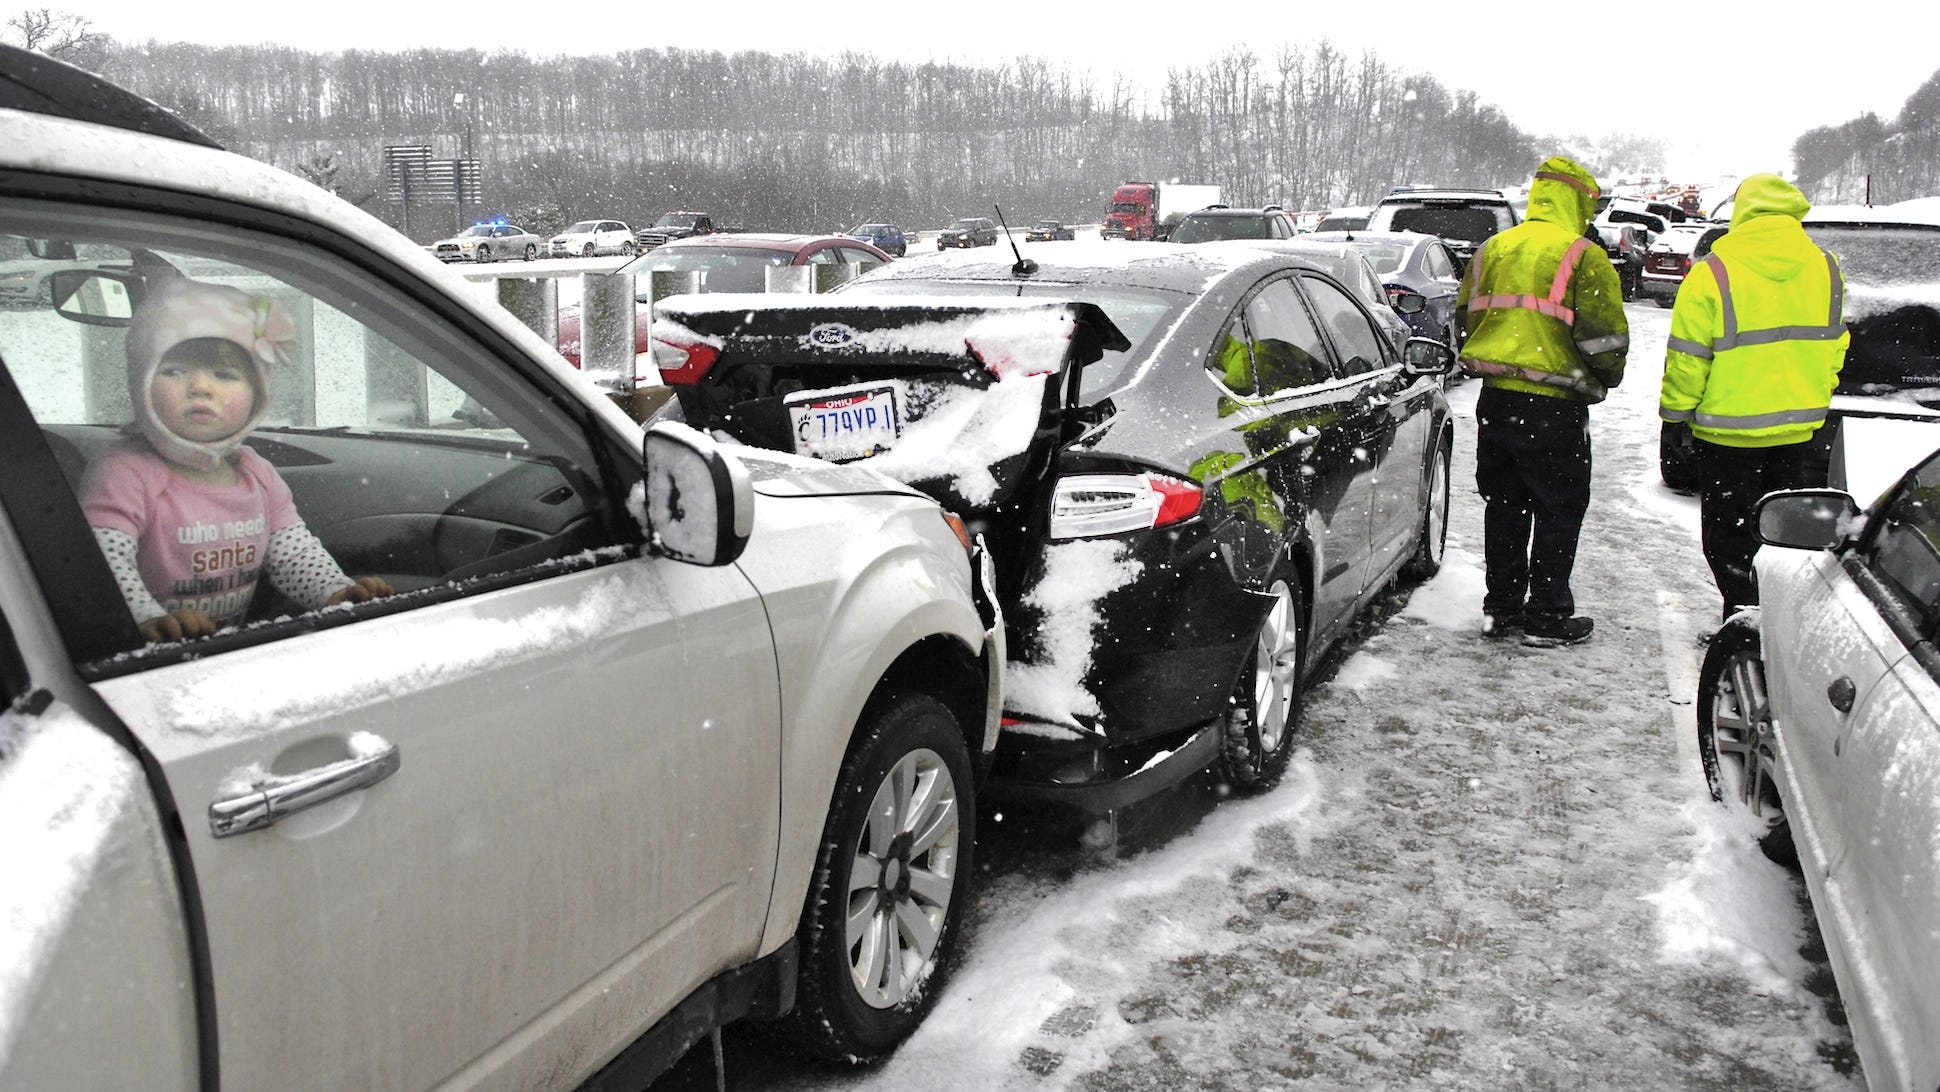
[
  {"xmin": 1711, "ymin": 173, "xmax": 1818, "ymax": 283},
  {"xmin": 1728, "ymin": 173, "xmax": 1811, "ymax": 230},
  {"xmin": 1525, "ymin": 156, "xmax": 1601, "ymax": 232}
]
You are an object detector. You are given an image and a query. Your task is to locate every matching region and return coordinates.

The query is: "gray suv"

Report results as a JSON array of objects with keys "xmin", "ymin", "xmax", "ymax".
[{"xmin": 1365, "ymin": 188, "xmax": 1520, "ymax": 272}]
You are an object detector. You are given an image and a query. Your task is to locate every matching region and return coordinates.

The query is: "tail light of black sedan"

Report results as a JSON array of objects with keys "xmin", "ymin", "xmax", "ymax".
[{"xmin": 1048, "ymin": 472, "xmax": 1203, "ymax": 539}]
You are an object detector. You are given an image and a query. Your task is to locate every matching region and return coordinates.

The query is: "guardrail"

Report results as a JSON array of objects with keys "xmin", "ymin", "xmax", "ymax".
[{"xmin": 456, "ymin": 258, "xmax": 877, "ymax": 397}]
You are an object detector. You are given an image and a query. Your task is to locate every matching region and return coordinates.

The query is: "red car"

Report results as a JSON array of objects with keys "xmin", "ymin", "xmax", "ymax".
[{"xmin": 557, "ymin": 233, "xmax": 893, "ymax": 366}]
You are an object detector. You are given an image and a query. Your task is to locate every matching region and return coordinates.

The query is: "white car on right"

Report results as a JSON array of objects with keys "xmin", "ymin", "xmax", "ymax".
[
  {"xmin": 548, "ymin": 218, "xmax": 636, "ymax": 258},
  {"xmin": 1699, "ymin": 444, "xmax": 1940, "ymax": 1092}
]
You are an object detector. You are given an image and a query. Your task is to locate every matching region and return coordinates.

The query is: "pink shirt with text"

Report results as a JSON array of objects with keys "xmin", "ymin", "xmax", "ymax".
[{"xmin": 80, "ymin": 439, "xmax": 302, "ymax": 628}]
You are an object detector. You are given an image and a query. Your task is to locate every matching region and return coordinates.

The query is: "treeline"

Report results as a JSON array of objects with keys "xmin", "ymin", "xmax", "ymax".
[
  {"xmin": 93, "ymin": 40, "xmax": 1546, "ymax": 240},
  {"xmin": 1792, "ymin": 67, "xmax": 1940, "ymax": 205}
]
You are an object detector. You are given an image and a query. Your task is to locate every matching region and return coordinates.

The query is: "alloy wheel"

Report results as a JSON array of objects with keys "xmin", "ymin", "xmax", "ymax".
[
  {"xmin": 1708, "ymin": 647, "xmax": 1783, "ymax": 820},
  {"xmin": 845, "ymin": 746, "xmax": 961, "ymax": 1008},
  {"xmin": 1251, "ymin": 580, "xmax": 1300, "ymax": 756}
]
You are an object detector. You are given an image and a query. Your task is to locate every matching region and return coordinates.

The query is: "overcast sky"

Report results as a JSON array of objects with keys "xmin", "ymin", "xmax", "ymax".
[{"xmin": 57, "ymin": 0, "xmax": 1940, "ymax": 182}]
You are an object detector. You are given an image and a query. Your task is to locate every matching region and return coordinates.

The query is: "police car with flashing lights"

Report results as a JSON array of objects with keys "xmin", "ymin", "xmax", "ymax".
[{"xmin": 429, "ymin": 219, "xmax": 544, "ymax": 263}]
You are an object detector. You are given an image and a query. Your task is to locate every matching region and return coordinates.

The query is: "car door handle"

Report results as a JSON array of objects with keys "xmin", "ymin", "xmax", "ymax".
[
  {"xmin": 1826, "ymin": 676, "xmax": 1856, "ymax": 715},
  {"xmin": 208, "ymin": 739, "xmax": 401, "ymax": 838}
]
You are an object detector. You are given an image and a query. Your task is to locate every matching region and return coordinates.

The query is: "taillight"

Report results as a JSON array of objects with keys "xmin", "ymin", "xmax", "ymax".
[
  {"xmin": 650, "ymin": 334, "xmax": 721, "ymax": 385},
  {"xmin": 1048, "ymin": 473, "xmax": 1203, "ymax": 540}
]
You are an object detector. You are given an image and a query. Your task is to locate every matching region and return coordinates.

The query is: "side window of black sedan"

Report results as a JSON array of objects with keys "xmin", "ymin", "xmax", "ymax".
[
  {"xmin": 1243, "ymin": 279, "xmax": 1329, "ymax": 394},
  {"xmin": 1303, "ymin": 275, "xmax": 1389, "ymax": 376}
]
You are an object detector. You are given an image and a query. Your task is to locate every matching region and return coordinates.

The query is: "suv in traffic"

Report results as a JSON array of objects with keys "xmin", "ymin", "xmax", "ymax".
[
  {"xmin": 844, "ymin": 222, "xmax": 908, "ymax": 256},
  {"xmin": 635, "ymin": 210, "xmax": 715, "ymax": 250},
  {"xmin": 1364, "ymin": 188, "xmax": 1519, "ymax": 271},
  {"xmin": 549, "ymin": 218, "xmax": 635, "ymax": 257},
  {"xmin": 0, "ymin": 45, "xmax": 1000, "ymax": 1091},
  {"xmin": 936, "ymin": 216, "xmax": 999, "ymax": 249},
  {"xmin": 1169, "ymin": 206, "xmax": 1298, "ymax": 243}
]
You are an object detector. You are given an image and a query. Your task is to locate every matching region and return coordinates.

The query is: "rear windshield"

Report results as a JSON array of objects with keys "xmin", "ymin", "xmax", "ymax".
[
  {"xmin": 1804, "ymin": 225, "xmax": 1940, "ymax": 289},
  {"xmin": 1379, "ymin": 205, "xmax": 1507, "ymax": 243},
  {"xmin": 1171, "ymin": 216, "xmax": 1272, "ymax": 243},
  {"xmin": 839, "ymin": 280, "xmax": 1184, "ymax": 400},
  {"xmin": 632, "ymin": 246, "xmax": 794, "ymax": 292},
  {"xmin": 1349, "ymin": 243, "xmax": 1408, "ymax": 274}
]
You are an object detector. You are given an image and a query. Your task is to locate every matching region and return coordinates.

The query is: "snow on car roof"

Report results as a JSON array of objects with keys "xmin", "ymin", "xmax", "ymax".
[{"xmin": 850, "ymin": 239, "xmax": 1303, "ymax": 294}]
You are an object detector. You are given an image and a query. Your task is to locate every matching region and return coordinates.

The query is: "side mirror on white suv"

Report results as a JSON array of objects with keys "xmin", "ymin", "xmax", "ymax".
[{"xmin": 640, "ymin": 420, "xmax": 753, "ymax": 566}]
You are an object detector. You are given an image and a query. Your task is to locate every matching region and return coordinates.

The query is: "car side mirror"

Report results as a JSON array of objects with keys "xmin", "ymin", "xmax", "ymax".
[
  {"xmin": 1391, "ymin": 291, "xmax": 1427, "ymax": 315},
  {"xmin": 1402, "ymin": 335, "xmax": 1453, "ymax": 375},
  {"xmin": 1756, "ymin": 489, "xmax": 1860, "ymax": 550},
  {"xmin": 48, "ymin": 270, "xmax": 142, "ymax": 326},
  {"xmin": 640, "ymin": 421, "xmax": 754, "ymax": 566}
]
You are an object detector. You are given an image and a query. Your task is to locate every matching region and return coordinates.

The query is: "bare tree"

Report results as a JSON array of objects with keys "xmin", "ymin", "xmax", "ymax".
[{"xmin": 5, "ymin": 7, "xmax": 108, "ymax": 71}]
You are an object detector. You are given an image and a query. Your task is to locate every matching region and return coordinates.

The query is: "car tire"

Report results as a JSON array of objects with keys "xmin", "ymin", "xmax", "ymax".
[
  {"xmin": 523, "ymin": 243, "xmax": 536, "ymax": 261},
  {"xmin": 785, "ymin": 691, "xmax": 975, "ymax": 1062},
  {"xmin": 621, "ymin": 241, "xmax": 637, "ymax": 256},
  {"xmin": 1655, "ymin": 295, "xmax": 1675, "ymax": 309},
  {"xmin": 1402, "ymin": 433, "xmax": 1452, "ymax": 581},
  {"xmin": 476, "ymin": 245, "xmax": 491, "ymax": 263},
  {"xmin": 1697, "ymin": 616, "xmax": 1797, "ymax": 865},
  {"xmin": 581, "ymin": 243, "xmax": 595, "ymax": 257},
  {"xmin": 1216, "ymin": 577, "xmax": 1302, "ymax": 792}
]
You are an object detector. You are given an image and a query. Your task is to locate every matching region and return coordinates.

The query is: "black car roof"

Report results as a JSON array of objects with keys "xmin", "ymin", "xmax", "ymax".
[{"xmin": 0, "ymin": 44, "xmax": 219, "ymax": 147}]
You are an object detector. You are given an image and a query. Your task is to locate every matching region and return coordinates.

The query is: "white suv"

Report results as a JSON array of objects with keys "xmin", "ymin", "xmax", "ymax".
[
  {"xmin": 1364, "ymin": 188, "xmax": 1520, "ymax": 271},
  {"xmin": 549, "ymin": 218, "xmax": 636, "ymax": 257},
  {"xmin": 0, "ymin": 47, "xmax": 1000, "ymax": 1090}
]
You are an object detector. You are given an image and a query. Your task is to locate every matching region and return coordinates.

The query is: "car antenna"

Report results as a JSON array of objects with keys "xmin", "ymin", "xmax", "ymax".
[{"xmin": 994, "ymin": 204, "xmax": 1037, "ymax": 277}]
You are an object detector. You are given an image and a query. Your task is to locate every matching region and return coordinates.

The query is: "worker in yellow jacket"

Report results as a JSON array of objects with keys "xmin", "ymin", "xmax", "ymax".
[
  {"xmin": 1458, "ymin": 155, "xmax": 1629, "ymax": 647},
  {"xmin": 1660, "ymin": 173, "xmax": 1847, "ymax": 620}
]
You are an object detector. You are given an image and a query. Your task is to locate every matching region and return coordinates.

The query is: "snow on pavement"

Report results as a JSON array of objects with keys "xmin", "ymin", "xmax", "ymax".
[{"xmin": 688, "ymin": 302, "xmax": 1860, "ymax": 1090}]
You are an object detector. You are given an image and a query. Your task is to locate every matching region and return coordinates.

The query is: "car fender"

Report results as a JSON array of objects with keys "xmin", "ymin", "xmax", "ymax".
[{"xmin": 729, "ymin": 493, "xmax": 990, "ymax": 955}]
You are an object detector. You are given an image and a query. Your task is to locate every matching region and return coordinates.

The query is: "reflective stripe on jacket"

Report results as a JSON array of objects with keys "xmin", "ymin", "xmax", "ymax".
[
  {"xmin": 1457, "ymin": 222, "xmax": 1629, "ymax": 405},
  {"xmin": 1658, "ymin": 227, "xmax": 1848, "ymax": 449}
]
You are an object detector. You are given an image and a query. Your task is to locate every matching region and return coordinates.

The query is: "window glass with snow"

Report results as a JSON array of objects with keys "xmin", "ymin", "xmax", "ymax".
[
  {"xmin": 1302, "ymin": 275, "xmax": 1387, "ymax": 376},
  {"xmin": 1862, "ymin": 452, "xmax": 1940, "ymax": 621},
  {"xmin": 0, "ymin": 202, "xmax": 626, "ymax": 660}
]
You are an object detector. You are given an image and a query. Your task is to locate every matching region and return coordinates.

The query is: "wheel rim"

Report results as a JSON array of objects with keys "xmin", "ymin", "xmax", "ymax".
[
  {"xmin": 1709, "ymin": 648, "xmax": 1783, "ymax": 819},
  {"xmin": 1424, "ymin": 447, "xmax": 1449, "ymax": 566},
  {"xmin": 845, "ymin": 746, "xmax": 960, "ymax": 1008},
  {"xmin": 477, "ymin": 247, "xmax": 489, "ymax": 262},
  {"xmin": 1252, "ymin": 581, "xmax": 1300, "ymax": 755},
  {"xmin": 524, "ymin": 244, "xmax": 536, "ymax": 260}
]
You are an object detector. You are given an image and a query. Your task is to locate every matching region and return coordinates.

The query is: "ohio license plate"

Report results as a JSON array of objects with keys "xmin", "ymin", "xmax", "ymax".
[{"xmin": 787, "ymin": 382, "xmax": 902, "ymax": 461}]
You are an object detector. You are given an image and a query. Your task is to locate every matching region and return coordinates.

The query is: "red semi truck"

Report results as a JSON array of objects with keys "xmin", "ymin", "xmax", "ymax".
[{"xmin": 1100, "ymin": 181, "xmax": 1223, "ymax": 240}]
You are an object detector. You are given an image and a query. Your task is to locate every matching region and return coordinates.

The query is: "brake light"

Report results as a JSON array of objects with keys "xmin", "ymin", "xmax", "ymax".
[
  {"xmin": 1049, "ymin": 472, "xmax": 1203, "ymax": 540},
  {"xmin": 650, "ymin": 334, "xmax": 721, "ymax": 385}
]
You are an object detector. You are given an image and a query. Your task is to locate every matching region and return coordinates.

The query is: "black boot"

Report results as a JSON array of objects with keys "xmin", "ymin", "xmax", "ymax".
[{"xmin": 1522, "ymin": 615, "xmax": 1593, "ymax": 647}]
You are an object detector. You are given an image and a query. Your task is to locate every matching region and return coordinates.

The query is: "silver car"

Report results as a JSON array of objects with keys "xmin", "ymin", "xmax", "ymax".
[
  {"xmin": 0, "ymin": 49, "xmax": 1000, "ymax": 1090},
  {"xmin": 1699, "ymin": 446, "xmax": 1940, "ymax": 1092},
  {"xmin": 430, "ymin": 220, "xmax": 543, "ymax": 263}
]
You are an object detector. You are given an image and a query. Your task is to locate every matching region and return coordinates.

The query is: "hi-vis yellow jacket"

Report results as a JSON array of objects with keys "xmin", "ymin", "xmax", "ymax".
[
  {"xmin": 1659, "ymin": 173, "xmax": 1848, "ymax": 448},
  {"xmin": 1456, "ymin": 156, "xmax": 1629, "ymax": 403}
]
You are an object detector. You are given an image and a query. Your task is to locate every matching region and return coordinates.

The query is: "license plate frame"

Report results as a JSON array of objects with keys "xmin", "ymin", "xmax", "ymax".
[{"xmin": 786, "ymin": 381, "xmax": 903, "ymax": 462}]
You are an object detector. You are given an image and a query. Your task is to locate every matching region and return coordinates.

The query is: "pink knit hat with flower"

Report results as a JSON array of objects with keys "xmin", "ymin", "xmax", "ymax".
[{"xmin": 124, "ymin": 276, "xmax": 298, "ymax": 471}]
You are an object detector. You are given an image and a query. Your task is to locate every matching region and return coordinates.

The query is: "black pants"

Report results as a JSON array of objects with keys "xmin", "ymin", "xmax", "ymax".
[
  {"xmin": 1695, "ymin": 433, "xmax": 1830, "ymax": 615},
  {"xmin": 1475, "ymin": 387, "xmax": 1592, "ymax": 620}
]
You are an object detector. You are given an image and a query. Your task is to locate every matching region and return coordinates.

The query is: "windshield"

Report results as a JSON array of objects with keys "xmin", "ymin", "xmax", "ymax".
[
  {"xmin": 458, "ymin": 225, "xmax": 495, "ymax": 238},
  {"xmin": 654, "ymin": 213, "xmax": 702, "ymax": 228},
  {"xmin": 840, "ymin": 280, "xmax": 1184, "ymax": 399},
  {"xmin": 948, "ymin": 220, "xmax": 982, "ymax": 231},
  {"xmin": 851, "ymin": 224, "xmax": 889, "ymax": 234},
  {"xmin": 1171, "ymin": 216, "xmax": 1270, "ymax": 243},
  {"xmin": 633, "ymin": 246, "xmax": 794, "ymax": 292},
  {"xmin": 1348, "ymin": 242, "xmax": 1407, "ymax": 274},
  {"xmin": 1382, "ymin": 205, "xmax": 1506, "ymax": 242},
  {"xmin": 562, "ymin": 221, "xmax": 600, "ymax": 234}
]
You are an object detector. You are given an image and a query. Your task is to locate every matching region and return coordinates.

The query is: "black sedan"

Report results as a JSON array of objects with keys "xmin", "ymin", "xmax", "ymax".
[
  {"xmin": 650, "ymin": 247, "xmax": 1455, "ymax": 813},
  {"xmin": 1305, "ymin": 230, "xmax": 1465, "ymax": 355},
  {"xmin": 1027, "ymin": 220, "xmax": 1077, "ymax": 242}
]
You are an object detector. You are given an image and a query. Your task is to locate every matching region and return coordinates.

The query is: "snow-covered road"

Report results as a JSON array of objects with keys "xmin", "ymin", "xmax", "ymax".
[{"xmin": 667, "ymin": 301, "xmax": 1863, "ymax": 1090}]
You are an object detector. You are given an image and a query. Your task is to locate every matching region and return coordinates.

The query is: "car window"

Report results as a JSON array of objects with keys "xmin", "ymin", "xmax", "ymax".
[
  {"xmin": 1424, "ymin": 244, "xmax": 1456, "ymax": 279},
  {"xmin": 1862, "ymin": 454, "xmax": 1940, "ymax": 623},
  {"xmin": 802, "ymin": 247, "xmax": 838, "ymax": 264},
  {"xmin": 839, "ymin": 247, "xmax": 883, "ymax": 266},
  {"xmin": 1384, "ymin": 205, "xmax": 1504, "ymax": 242},
  {"xmin": 0, "ymin": 207, "xmax": 628, "ymax": 665},
  {"xmin": 1302, "ymin": 275, "xmax": 1388, "ymax": 376},
  {"xmin": 1239, "ymin": 279, "xmax": 1330, "ymax": 394}
]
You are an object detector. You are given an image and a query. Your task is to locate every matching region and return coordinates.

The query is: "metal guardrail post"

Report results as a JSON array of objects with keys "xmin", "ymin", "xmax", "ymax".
[
  {"xmin": 764, "ymin": 265, "xmax": 813, "ymax": 294},
  {"xmin": 580, "ymin": 271, "xmax": 636, "ymax": 392},
  {"xmin": 495, "ymin": 277, "xmax": 559, "ymax": 346}
]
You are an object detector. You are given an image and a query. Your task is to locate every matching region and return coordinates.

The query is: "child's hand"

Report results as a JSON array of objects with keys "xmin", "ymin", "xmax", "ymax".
[
  {"xmin": 328, "ymin": 576, "xmax": 395, "ymax": 606},
  {"xmin": 139, "ymin": 608, "xmax": 218, "ymax": 644}
]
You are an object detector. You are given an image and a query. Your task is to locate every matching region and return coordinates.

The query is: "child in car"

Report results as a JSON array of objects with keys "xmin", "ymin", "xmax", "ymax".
[{"xmin": 79, "ymin": 276, "xmax": 393, "ymax": 643}]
